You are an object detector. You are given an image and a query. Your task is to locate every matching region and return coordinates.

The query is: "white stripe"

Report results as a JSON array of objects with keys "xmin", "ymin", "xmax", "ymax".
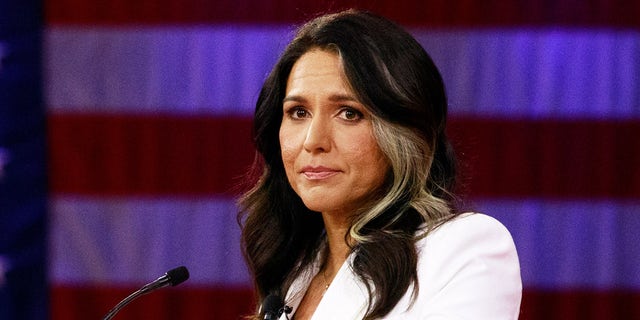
[
  {"xmin": 45, "ymin": 25, "xmax": 293, "ymax": 116},
  {"xmin": 46, "ymin": 26, "xmax": 640, "ymax": 118},
  {"xmin": 475, "ymin": 198, "xmax": 640, "ymax": 289},
  {"xmin": 415, "ymin": 29, "xmax": 640, "ymax": 119},
  {"xmin": 50, "ymin": 195, "xmax": 250, "ymax": 285},
  {"xmin": 51, "ymin": 195, "xmax": 640, "ymax": 289}
]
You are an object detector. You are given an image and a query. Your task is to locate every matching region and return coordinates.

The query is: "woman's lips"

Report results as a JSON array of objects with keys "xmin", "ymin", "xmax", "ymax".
[{"xmin": 301, "ymin": 166, "xmax": 340, "ymax": 180}]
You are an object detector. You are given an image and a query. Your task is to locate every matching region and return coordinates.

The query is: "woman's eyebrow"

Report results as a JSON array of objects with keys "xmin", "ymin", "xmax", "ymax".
[
  {"xmin": 282, "ymin": 95, "xmax": 306, "ymax": 103},
  {"xmin": 328, "ymin": 93, "xmax": 359, "ymax": 103},
  {"xmin": 283, "ymin": 93, "xmax": 359, "ymax": 103}
]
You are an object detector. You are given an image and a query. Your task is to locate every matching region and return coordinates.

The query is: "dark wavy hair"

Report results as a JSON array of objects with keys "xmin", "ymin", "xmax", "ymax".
[{"xmin": 239, "ymin": 9, "xmax": 458, "ymax": 319}]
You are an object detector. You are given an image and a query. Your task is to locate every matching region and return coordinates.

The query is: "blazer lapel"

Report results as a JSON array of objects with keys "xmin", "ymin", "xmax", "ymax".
[{"xmin": 311, "ymin": 255, "xmax": 369, "ymax": 319}]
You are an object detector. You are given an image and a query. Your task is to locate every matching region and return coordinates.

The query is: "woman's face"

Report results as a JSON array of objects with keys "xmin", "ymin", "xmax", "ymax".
[{"xmin": 279, "ymin": 49, "xmax": 389, "ymax": 218}]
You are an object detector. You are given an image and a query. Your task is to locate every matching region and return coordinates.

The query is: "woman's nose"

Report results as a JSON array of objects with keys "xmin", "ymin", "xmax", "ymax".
[{"xmin": 303, "ymin": 117, "xmax": 331, "ymax": 153}]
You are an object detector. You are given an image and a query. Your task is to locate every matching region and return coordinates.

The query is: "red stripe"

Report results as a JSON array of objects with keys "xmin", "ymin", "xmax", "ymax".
[
  {"xmin": 449, "ymin": 118, "xmax": 640, "ymax": 199},
  {"xmin": 50, "ymin": 285, "xmax": 640, "ymax": 319},
  {"xmin": 45, "ymin": 0, "xmax": 640, "ymax": 29},
  {"xmin": 50, "ymin": 285, "xmax": 255, "ymax": 320},
  {"xmin": 48, "ymin": 114, "xmax": 640, "ymax": 199},
  {"xmin": 48, "ymin": 114, "xmax": 257, "ymax": 196},
  {"xmin": 520, "ymin": 288, "xmax": 640, "ymax": 320}
]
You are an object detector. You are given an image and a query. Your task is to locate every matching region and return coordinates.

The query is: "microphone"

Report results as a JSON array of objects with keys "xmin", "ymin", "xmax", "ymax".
[
  {"xmin": 262, "ymin": 294, "xmax": 283, "ymax": 320},
  {"xmin": 261, "ymin": 294, "xmax": 292, "ymax": 320},
  {"xmin": 102, "ymin": 266, "xmax": 190, "ymax": 320}
]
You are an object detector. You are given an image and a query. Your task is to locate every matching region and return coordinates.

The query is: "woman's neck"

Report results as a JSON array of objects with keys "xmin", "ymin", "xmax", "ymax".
[{"xmin": 321, "ymin": 212, "xmax": 352, "ymax": 276}]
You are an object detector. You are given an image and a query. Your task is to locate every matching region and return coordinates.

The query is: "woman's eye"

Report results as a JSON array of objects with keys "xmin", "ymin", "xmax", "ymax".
[
  {"xmin": 339, "ymin": 108, "xmax": 364, "ymax": 121},
  {"xmin": 287, "ymin": 107, "xmax": 309, "ymax": 119}
]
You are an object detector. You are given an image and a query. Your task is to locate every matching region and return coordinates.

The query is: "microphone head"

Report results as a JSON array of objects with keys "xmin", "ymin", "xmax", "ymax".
[
  {"xmin": 166, "ymin": 266, "xmax": 189, "ymax": 286},
  {"xmin": 262, "ymin": 294, "xmax": 283, "ymax": 318}
]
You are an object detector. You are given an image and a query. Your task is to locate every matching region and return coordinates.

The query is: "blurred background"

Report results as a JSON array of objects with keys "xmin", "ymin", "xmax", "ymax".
[{"xmin": 1, "ymin": 0, "xmax": 639, "ymax": 319}]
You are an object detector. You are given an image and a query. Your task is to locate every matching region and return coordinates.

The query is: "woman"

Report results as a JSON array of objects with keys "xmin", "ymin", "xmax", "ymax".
[{"xmin": 239, "ymin": 9, "xmax": 521, "ymax": 319}]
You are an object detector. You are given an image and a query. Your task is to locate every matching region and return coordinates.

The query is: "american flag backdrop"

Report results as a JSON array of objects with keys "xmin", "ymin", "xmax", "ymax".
[{"xmin": 27, "ymin": 0, "xmax": 640, "ymax": 319}]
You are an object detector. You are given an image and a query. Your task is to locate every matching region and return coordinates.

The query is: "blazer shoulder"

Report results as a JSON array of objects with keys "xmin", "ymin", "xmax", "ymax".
[{"xmin": 424, "ymin": 212, "xmax": 515, "ymax": 245}]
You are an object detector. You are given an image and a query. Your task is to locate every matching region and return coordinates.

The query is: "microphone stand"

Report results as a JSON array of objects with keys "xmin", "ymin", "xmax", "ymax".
[
  {"xmin": 103, "ymin": 287, "xmax": 149, "ymax": 320},
  {"xmin": 102, "ymin": 266, "xmax": 189, "ymax": 320}
]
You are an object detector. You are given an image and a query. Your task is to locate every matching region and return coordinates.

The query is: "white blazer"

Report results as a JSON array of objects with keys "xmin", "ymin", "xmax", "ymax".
[{"xmin": 279, "ymin": 213, "xmax": 522, "ymax": 319}]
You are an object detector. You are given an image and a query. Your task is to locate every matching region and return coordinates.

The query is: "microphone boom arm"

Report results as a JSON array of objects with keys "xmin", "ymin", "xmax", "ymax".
[
  {"xmin": 102, "ymin": 286, "xmax": 150, "ymax": 320},
  {"xmin": 102, "ymin": 266, "xmax": 189, "ymax": 320}
]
